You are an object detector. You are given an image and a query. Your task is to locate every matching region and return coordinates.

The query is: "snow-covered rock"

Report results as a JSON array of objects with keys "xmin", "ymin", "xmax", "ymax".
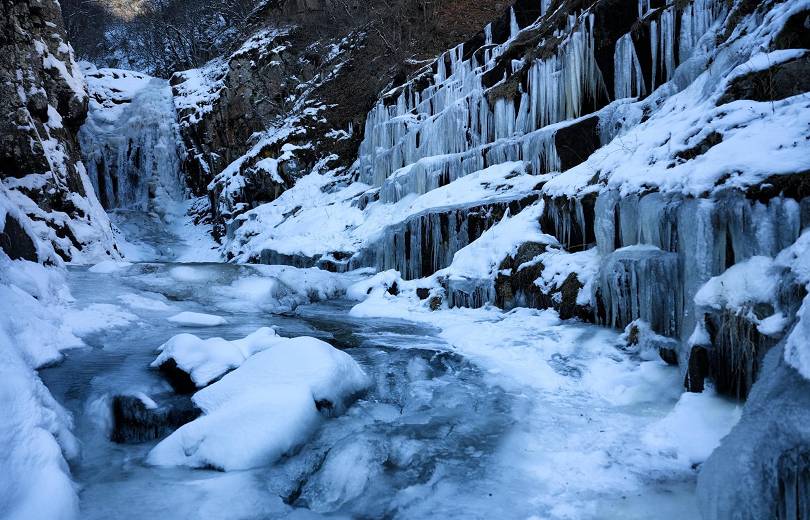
[
  {"xmin": 0, "ymin": 254, "xmax": 81, "ymax": 519},
  {"xmin": 151, "ymin": 327, "xmax": 280, "ymax": 391},
  {"xmin": 148, "ymin": 335, "xmax": 370, "ymax": 470},
  {"xmin": 0, "ymin": 0, "xmax": 119, "ymax": 264}
]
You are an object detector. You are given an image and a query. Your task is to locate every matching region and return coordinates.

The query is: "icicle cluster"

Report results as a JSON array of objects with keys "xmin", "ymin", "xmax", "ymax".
[
  {"xmin": 593, "ymin": 190, "xmax": 803, "ymax": 347},
  {"xmin": 614, "ymin": 34, "xmax": 646, "ymax": 100},
  {"xmin": 615, "ymin": 0, "xmax": 723, "ymax": 99},
  {"xmin": 359, "ymin": 13, "xmax": 601, "ymax": 204}
]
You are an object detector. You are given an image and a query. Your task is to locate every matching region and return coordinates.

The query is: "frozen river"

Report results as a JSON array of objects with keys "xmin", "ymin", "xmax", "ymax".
[{"xmin": 37, "ymin": 211, "xmax": 737, "ymax": 519}]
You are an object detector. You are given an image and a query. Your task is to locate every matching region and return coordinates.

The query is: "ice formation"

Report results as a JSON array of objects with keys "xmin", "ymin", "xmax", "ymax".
[{"xmin": 80, "ymin": 65, "xmax": 185, "ymax": 211}]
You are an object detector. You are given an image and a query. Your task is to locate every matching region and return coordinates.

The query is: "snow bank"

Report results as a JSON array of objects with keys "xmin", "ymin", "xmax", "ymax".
[
  {"xmin": 167, "ymin": 311, "xmax": 227, "ymax": 327},
  {"xmin": 0, "ymin": 255, "xmax": 80, "ymax": 519},
  {"xmin": 643, "ymin": 391, "xmax": 741, "ymax": 469},
  {"xmin": 148, "ymin": 335, "xmax": 370, "ymax": 470},
  {"xmin": 151, "ymin": 327, "xmax": 280, "ymax": 388}
]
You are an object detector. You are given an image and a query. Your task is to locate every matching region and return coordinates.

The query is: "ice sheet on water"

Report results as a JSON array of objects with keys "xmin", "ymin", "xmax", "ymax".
[
  {"xmin": 345, "ymin": 289, "xmax": 725, "ymax": 515},
  {"xmin": 117, "ymin": 292, "xmax": 173, "ymax": 311},
  {"xmin": 88, "ymin": 260, "xmax": 134, "ymax": 274},
  {"xmin": 64, "ymin": 304, "xmax": 139, "ymax": 337},
  {"xmin": 113, "ymin": 262, "xmax": 352, "ymax": 315},
  {"xmin": 166, "ymin": 311, "xmax": 227, "ymax": 327}
]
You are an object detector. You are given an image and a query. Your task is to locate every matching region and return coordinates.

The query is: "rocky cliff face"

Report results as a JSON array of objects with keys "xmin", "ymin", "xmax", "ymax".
[
  {"xmin": 171, "ymin": 0, "xmax": 512, "ymax": 237},
  {"xmin": 0, "ymin": 0, "xmax": 118, "ymax": 263}
]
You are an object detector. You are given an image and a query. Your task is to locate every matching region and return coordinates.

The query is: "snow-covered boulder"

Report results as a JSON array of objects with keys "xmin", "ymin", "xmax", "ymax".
[
  {"xmin": 148, "ymin": 335, "xmax": 370, "ymax": 470},
  {"xmin": 151, "ymin": 327, "xmax": 280, "ymax": 393},
  {"xmin": 689, "ymin": 254, "xmax": 800, "ymax": 398},
  {"xmin": 346, "ymin": 270, "xmax": 403, "ymax": 300},
  {"xmin": 619, "ymin": 319, "xmax": 680, "ymax": 364}
]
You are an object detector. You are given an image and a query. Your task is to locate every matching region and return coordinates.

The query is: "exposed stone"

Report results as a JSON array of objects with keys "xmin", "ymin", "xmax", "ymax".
[
  {"xmin": 111, "ymin": 394, "xmax": 200, "ymax": 444},
  {"xmin": 685, "ymin": 345, "xmax": 710, "ymax": 393},
  {"xmin": 718, "ymin": 54, "xmax": 810, "ymax": 106},
  {"xmin": 0, "ymin": 215, "xmax": 38, "ymax": 262},
  {"xmin": 703, "ymin": 307, "xmax": 781, "ymax": 400},
  {"xmin": 554, "ymin": 114, "xmax": 601, "ymax": 172},
  {"xmin": 675, "ymin": 131, "xmax": 723, "ymax": 162},
  {"xmin": 155, "ymin": 358, "xmax": 199, "ymax": 395}
]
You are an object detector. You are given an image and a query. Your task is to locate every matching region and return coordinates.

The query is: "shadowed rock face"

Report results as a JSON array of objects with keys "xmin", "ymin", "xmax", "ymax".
[
  {"xmin": 718, "ymin": 54, "xmax": 810, "ymax": 106},
  {"xmin": 0, "ymin": 215, "xmax": 37, "ymax": 262},
  {"xmin": 0, "ymin": 0, "xmax": 87, "ymax": 180},
  {"xmin": 0, "ymin": 0, "xmax": 117, "ymax": 262}
]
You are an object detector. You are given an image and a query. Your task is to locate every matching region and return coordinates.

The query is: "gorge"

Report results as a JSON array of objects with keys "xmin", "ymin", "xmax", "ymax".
[{"xmin": 1, "ymin": 0, "xmax": 809, "ymax": 518}]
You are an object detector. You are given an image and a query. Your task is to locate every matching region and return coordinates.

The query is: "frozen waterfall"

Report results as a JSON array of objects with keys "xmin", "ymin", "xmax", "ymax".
[{"xmin": 79, "ymin": 67, "xmax": 185, "ymax": 211}]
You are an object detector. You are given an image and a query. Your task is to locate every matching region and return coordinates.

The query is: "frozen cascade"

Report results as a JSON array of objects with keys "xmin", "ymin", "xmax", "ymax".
[
  {"xmin": 352, "ymin": 197, "xmax": 537, "ymax": 280},
  {"xmin": 80, "ymin": 76, "xmax": 185, "ymax": 211},
  {"xmin": 357, "ymin": 12, "xmax": 601, "ymax": 197},
  {"xmin": 595, "ymin": 246, "xmax": 681, "ymax": 337},
  {"xmin": 593, "ymin": 189, "xmax": 807, "ymax": 353}
]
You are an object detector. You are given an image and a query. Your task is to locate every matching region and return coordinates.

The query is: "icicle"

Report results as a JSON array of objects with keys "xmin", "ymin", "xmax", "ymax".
[
  {"xmin": 638, "ymin": 0, "xmax": 650, "ymax": 18},
  {"xmin": 494, "ymin": 98, "xmax": 516, "ymax": 140},
  {"xmin": 660, "ymin": 8, "xmax": 676, "ymax": 82},
  {"xmin": 510, "ymin": 7, "xmax": 520, "ymax": 40},
  {"xmin": 614, "ymin": 33, "xmax": 646, "ymax": 100},
  {"xmin": 679, "ymin": 0, "xmax": 721, "ymax": 63},
  {"xmin": 650, "ymin": 20, "xmax": 658, "ymax": 91}
]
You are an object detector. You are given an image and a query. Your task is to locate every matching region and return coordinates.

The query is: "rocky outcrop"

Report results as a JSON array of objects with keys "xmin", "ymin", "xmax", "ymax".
[
  {"xmin": 173, "ymin": 0, "xmax": 512, "ymax": 238},
  {"xmin": 0, "ymin": 0, "xmax": 118, "ymax": 263}
]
